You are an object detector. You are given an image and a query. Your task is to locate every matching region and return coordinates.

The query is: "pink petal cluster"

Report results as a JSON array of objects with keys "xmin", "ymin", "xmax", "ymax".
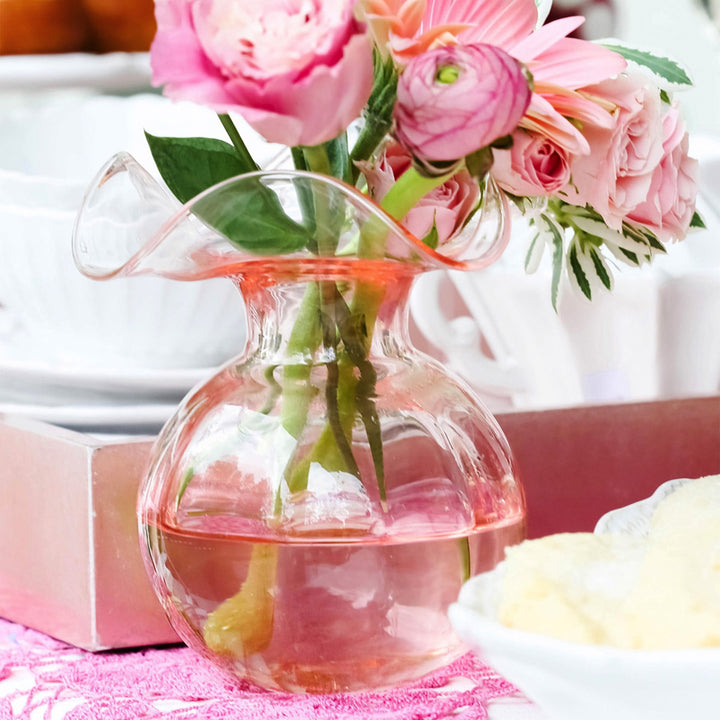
[
  {"xmin": 563, "ymin": 73, "xmax": 665, "ymax": 228},
  {"xmin": 394, "ymin": 43, "xmax": 531, "ymax": 164},
  {"xmin": 492, "ymin": 130, "xmax": 570, "ymax": 196},
  {"xmin": 626, "ymin": 106, "xmax": 698, "ymax": 242},
  {"xmin": 562, "ymin": 72, "xmax": 697, "ymax": 239},
  {"xmin": 356, "ymin": 140, "xmax": 480, "ymax": 246},
  {"xmin": 150, "ymin": 0, "xmax": 373, "ymax": 147}
]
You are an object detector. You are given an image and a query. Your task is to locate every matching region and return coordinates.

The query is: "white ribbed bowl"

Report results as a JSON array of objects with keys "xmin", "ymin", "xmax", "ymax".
[
  {"xmin": 449, "ymin": 478, "xmax": 720, "ymax": 720},
  {"xmin": 0, "ymin": 203, "xmax": 247, "ymax": 370},
  {"xmin": 0, "ymin": 93, "xmax": 287, "ymax": 370}
]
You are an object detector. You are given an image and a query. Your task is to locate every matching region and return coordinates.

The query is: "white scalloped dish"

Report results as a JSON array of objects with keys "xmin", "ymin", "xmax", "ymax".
[{"xmin": 449, "ymin": 475, "xmax": 720, "ymax": 720}]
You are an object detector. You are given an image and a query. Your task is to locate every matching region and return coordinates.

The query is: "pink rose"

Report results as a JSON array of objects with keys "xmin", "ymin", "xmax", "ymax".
[
  {"xmin": 394, "ymin": 43, "xmax": 531, "ymax": 165},
  {"xmin": 357, "ymin": 140, "xmax": 480, "ymax": 245},
  {"xmin": 566, "ymin": 73, "xmax": 666, "ymax": 229},
  {"xmin": 151, "ymin": 0, "xmax": 374, "ymax": 147},
  {"xmin": 626, "ymin": 106, "xmax": 698, "ymax": 242},
  {"xmin": 491, "ymin": 130, "xmax": 570, "ymax": 196}
]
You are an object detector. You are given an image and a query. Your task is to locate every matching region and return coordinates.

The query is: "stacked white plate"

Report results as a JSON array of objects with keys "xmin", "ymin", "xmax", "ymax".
[
  {"xmin": 0, "ymin": 312, "xmax": 222, "ymax": 434},
  {"xmin": 0, "ymin": 91, "xmax": 281, "ymax": 434}
]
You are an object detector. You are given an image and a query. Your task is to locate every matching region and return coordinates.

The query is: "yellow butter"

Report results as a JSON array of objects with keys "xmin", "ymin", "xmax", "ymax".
[{"xmin": 497, "ymin": 475, "xmax": 720, "ymax": 649}]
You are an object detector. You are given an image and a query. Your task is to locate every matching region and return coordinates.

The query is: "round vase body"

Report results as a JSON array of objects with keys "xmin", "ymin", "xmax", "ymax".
[{"xmin": 139, "ymin": 258, "xmax": 524, "ymax": 693}]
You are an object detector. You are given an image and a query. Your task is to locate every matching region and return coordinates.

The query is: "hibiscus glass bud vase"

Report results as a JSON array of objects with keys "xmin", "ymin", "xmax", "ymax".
[{"xmin": 73, "ymin": 154, "xmax": 526, "ymax": 694}]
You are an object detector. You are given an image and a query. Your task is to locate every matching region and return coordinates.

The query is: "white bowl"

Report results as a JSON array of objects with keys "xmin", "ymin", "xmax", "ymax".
[
  {"xmin": 0, "ymin": 92, "xmax": 284, "ymax": 183},
  {"xmin": 0, "ymin": 204, "xmax": 247, "ymax": 370},
  {"xmin": 449, "ymin": 478, "xmax": 720, "ymax": 720},
  {"xmin": 594, "ymin": 477, "xmax": 694, "ymax": 536},
  {"xmin": 0, "ymin": 93, "xmax": 287, "ymax": 371}
]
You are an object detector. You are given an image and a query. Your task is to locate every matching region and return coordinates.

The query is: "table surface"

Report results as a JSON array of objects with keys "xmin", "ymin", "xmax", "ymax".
[{"xmin": 0, "ymin": 618, "xmax": 545, "ymax": 719}]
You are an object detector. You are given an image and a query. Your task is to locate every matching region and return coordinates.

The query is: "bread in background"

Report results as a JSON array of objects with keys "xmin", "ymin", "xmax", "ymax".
[
  {"xmin": 81, "ymin": 0, "xmax": 156, "ymax": 52},
  {"xmin": 0, "ymin": 0, "xmax": 89, "ymax": 55}
]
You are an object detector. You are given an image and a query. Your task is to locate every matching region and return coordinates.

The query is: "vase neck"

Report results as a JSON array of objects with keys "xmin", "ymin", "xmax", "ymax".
[{"xmin": 236, "ymin": 260, "xmax": 417, "ymax": 362}]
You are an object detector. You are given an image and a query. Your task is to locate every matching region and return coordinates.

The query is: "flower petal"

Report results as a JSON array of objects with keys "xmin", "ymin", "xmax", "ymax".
[
  {"xmin": 520, "ymin": 95, "xmax": 590, "ymax": 155},
  {"xmin": 450, "ymin": 0, "xmax": 538, "ymax": 49},
  {"xmin": 510, "ymin": 16, "xmax": 585, "ymax": 61},
  {"xmin": 535, "ymin": 84, "xmax": 615, "ymax": 128},
  {"xmin": 530, "ymin": 38, "xmax": 627, "ymax": 89}
]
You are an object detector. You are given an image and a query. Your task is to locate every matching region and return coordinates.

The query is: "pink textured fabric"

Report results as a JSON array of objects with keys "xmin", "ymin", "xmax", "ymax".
[{"xmin": 0, "ymin": 618, "xmax": 521, "ymax": 719}]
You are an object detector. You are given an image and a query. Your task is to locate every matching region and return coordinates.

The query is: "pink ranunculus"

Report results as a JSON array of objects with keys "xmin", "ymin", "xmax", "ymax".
[
  {"xmin": 565, "ymin": 73, "xmax": 666, "ymax": 229},
  {"xmin": 393, "ymin": 43, "xmax": 531, "ymax": 164},
  {"xmin": 356, "ymin": 140, "xmax": 480, "ymax": 246},
  {"xmin": 626, "ymin": 106, "xmax": 698, "ymax": 242},
  {"xmin": 491, "ymin": 129, "xmax": 570, "ymax": 196},
  {"xmin": 150, "ymin": 0, "xmax": 374, "ymax": 147}
]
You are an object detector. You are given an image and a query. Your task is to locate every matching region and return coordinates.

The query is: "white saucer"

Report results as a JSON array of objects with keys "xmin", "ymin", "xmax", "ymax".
[
  {"xmin": 0, "ymin": 354, "xmax": 216, "ymax": 400},
  {"xmin": 0, "ymin": 52, "xmax": 152, "ymax": 92},
  {"xmin": 0, "ymin": 401, "xmax": 177, "ymax": 432}
]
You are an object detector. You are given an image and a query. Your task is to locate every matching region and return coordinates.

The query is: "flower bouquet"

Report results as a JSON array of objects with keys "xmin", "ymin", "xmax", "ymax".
[
  {"xmin": 73, "ymin": 0, "xmax": 701, "ymax": 695},
  {"xmin": 147, "ymin": 0, "xmax": 701, "ymax": 304}
]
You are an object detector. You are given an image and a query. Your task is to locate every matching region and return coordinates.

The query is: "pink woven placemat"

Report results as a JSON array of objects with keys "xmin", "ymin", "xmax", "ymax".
[{"xmin": 0, "ymin": 618, "xmax": 522, "ymax": 719}]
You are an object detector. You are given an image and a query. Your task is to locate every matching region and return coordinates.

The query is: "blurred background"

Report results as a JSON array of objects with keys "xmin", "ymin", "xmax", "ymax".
[{"xmin": 0, "ymin": 0, "xmax": 718, "ymax": 435}]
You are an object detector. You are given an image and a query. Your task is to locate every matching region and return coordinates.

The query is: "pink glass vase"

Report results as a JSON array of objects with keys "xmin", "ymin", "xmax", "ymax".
[{"xmin": 73, "ymin": 158, "xmax": 526, "ymax": 693}]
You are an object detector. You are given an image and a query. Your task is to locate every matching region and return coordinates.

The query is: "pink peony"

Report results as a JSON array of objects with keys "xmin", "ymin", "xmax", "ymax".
[
  {"xmin": 393, "ymin": 43, "xmax": 531, "ymax": 164},
  {"xmin": 626, "ymin": 106, "xmax": 698, "ymax": 242},
  {"xmin": 565, "ymin": 73, "xmax": 667, "ymax": 229},
  {"xmin": 356, "ymin": 140, "xmax": 480, "ymax": 245},
  {"xmin": 492, "ymin": 130, "xmax": 570, "ymax": 196},
  {"xmin": 150, "ymin": 0, "xmax": 374, "ymax": 147}
]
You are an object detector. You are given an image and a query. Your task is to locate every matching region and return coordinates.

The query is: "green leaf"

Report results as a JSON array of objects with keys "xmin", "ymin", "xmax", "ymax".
[
  {"xmin": 421, "ymin": 221, "xmax": 440, "ymax": 250},
  {"xmin": 644, "ymin": 231, "xmax": 668, "ymax": 254},
  {"xmin": 465, "ymin": 146, "xmax": 494, "ymax": 179},
  {"xmin": 524, "ymin": 231, "xmax": 544, "ymax": 273},
  {"xmin": 589, "ymin": 247, "xmax": 613, "ymax": 290},
  {"xmin": 145, "ymin": 133, "xmax": 256, "ymax": 204},
  {"xmin": 569, "ymin": 243, "xmax": 592, "ymax": 300},
  {"xmin": 193, "ymin": 185, "xmax": 313, "ymax": 255},
  {"xmin": 146, "ymin": 132, "xmax": 312, "ymax": 255},
  {"xmin": 660, "ymin": 88, "xmax": 671, "ymax": 104},
  {"xmin": 542, "ymin": 214, "xmax": 564, "ymax": 311},
  {"xmin": 618, "ymin": 247, "xmax": 640, "ymax": 265},
  {"xmin": 691, "ymin": 210, "xmax": 707, "ymax": 229},
  {"xmin": 600, "ymin": 42, "xmax": 692, "ymax": 86}
]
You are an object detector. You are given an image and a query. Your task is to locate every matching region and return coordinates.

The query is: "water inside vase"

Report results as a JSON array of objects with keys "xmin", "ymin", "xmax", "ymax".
[{"xmin": 146, "ymin": 510, "xmax": 524, "ymax": 693}]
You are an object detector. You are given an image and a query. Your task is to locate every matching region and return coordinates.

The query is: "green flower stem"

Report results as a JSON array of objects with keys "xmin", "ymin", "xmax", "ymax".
[
  {"xmin": 281, "ymin": 158, "xmax": 453, "ymax": 501},
  {"xmin": 301, "ymin": 144, "xmax": 332, "ymax": 177},
  {"xmin": 333, "ymin": 166, "xmax": 454, "ymax": 504},
  {"xmin": 349, "ymin": 113, "xmax": 392, "ymax": 183},
  {"xmin": 280, "ymin": 282, "xmax": 322, "ymax": 440},
  {"xmin": 217, "ymin": 114, "xmax": 260, "ymax": 172},
  {"xmin": 353, "ymin": 166, "xmax": 453, "ymax": 342},
  {"xmin": 279, "ymin": 144, "xmax": 348, "ymax": 494}
]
